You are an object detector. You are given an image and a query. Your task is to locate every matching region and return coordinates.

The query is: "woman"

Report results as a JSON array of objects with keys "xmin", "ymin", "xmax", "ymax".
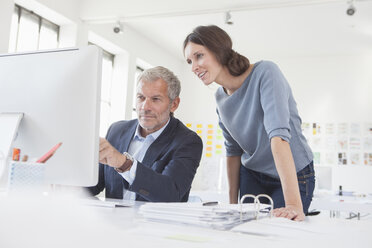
[{"xmin": 183, "ymin": 25, "xmax": 315, "ymax": 221}]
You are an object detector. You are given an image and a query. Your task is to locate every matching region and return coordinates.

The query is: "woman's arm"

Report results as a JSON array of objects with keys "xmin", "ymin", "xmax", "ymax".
[
  {"xmin": 271, "ymin": 136, "xmax": 305, "ymax": 221},
  {"xmin": 226, "ymin": 156, "xmax": 241, "ymax": 204}
]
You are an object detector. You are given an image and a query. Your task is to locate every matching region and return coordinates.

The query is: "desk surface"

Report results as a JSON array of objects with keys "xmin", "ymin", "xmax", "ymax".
[{"xmin": 0, "ymin": 194, "xmax": 371, "ymax": 248}]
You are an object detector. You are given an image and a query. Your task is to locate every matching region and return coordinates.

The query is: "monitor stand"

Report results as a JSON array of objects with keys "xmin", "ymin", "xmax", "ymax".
[{"xmin": 0, "ymin": 113, "xmax": 24, "ymax": 188}]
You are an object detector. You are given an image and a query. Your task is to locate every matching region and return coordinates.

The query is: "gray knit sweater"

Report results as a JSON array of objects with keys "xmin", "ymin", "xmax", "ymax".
[{"xmin": 215, "ymin": 61, "xmax": 313, "ymax": 178}]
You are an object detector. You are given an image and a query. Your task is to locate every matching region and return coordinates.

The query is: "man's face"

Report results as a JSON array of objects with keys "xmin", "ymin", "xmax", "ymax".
[{"xmin": 136, "ymin": 78, "xmax": 179, "ymax": 136}]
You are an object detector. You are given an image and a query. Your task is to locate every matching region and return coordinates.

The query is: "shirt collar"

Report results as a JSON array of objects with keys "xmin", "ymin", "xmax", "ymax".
[{"xmin": 134, "ymin": 118, "xmax": 171, "ymax": 141}]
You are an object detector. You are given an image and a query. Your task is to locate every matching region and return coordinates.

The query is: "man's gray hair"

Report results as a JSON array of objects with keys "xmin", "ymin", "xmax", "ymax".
[{"xmin": 137, "ymin": 66, "xmax": 181, "ymax": 101}]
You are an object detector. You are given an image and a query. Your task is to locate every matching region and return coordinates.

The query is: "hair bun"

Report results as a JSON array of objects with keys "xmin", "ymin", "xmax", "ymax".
[{"xmin": 227, "ymin": 50, "xmax": 250, "ymax": 76}]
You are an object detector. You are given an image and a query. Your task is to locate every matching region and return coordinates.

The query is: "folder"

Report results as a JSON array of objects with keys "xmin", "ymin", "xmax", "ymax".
[{"xmin": 139, "ymin": 194, "xmax": 273, "ymax": 230}]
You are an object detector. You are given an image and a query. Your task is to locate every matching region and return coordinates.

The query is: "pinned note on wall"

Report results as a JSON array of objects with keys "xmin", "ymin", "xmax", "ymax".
[
  {"xmin": 206, "ymin": 147, "xmax": 212, "ymax": 151},
  {"xmin": 206, "ymin": 141, "xmax": 212, "ymax": 145},
  {"xmin": 197, "ymin": 124, "xmax": 203, "ymax": 129},
  {"xmin": 186, "ymin": 123, "xmax": 192, "ymax": 128}
]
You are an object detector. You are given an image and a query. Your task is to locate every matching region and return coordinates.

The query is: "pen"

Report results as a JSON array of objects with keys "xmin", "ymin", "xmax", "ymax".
[
  {"xmin": 202, "ymin": 201, "xmax": 218, "ymax": 206},
  {"xmin": 36, "ymin": 142, "xmax": 62, "ymax": 163}
]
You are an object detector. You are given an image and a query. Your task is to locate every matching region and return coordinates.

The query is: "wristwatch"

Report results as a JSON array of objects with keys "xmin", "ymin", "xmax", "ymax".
[{"xmin": 114, "ymin": 152, "xmax": 134, "ymax": 173}]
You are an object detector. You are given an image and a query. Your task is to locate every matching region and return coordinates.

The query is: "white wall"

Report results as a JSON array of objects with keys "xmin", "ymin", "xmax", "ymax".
[{"xmin": 86, "ymin": 23, "xmax": 184, "ymax": 120}]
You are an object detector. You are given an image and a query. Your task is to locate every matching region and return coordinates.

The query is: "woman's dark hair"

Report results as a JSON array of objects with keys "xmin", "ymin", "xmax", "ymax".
[{"xmin": 183, "ymin": 25, "xmax": 250, "ymax": 77}]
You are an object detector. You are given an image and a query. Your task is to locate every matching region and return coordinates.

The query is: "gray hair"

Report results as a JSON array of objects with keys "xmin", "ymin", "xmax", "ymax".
[{"xmin": 137, "ymin": 66, "xmax": 181, "ymax": 101}]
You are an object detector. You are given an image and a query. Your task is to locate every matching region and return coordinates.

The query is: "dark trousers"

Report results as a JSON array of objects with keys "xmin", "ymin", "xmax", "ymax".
[{"xmin": 239, "ymin": 161, "xmax": 315, "ymax": 214}]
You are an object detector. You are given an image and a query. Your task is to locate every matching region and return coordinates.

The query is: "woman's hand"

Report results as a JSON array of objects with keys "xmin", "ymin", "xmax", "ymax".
[{"xmin": 273, "ymin": 204, "xmax": 305, "ymax": 221}]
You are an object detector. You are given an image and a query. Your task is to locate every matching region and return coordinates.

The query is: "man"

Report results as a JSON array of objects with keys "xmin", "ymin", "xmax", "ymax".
[{"xmin": 87, "ymin": 66, "xmax": 203, "ymax": 202}]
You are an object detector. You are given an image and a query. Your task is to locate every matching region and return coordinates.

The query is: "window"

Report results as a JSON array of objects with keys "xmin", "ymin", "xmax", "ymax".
[
  {"xmin": 89, "ymin": 43, "xmax": 115, "ymax": 136},
  {"xmin": 9, "ymin": 5, "xmax": 59, "ymax": 53},
  {"xmin": 132, "ymin": 66, "xmax": 144, "ymax": 119}
]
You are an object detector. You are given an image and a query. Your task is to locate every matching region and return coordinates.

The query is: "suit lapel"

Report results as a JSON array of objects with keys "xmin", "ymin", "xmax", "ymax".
[
  {"xmin": 117, "ymin": 120, "xmax": 138, "ymax": 153},
  {"xmin": 141, "ymin": 117, "xmax": 177, "ymax": 167}
]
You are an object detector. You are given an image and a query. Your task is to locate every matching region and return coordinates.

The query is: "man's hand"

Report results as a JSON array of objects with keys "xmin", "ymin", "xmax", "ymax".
[
  {"xmin": 99, "ymin": 137, "xmax": 126, "ymax": 168},
  {"xmin": 272, "ymin": 205, "xmax": 305, "ymax": 221}
]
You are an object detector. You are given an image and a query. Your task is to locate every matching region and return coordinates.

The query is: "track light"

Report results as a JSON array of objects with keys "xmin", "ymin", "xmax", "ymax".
[
  {"xmin": 346, "ymin": 0, "xmax": 356, "ymax": 16},
  {"xmin": 113, "ymin": 21, "xmax": 123, "ymax": 34},
  {"xmin": 225, "ymin": 11, "xmax": 233, "ymax": 25}
]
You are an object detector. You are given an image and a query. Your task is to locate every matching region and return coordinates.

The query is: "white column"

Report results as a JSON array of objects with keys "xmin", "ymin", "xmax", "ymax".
[{"xmin": 0, "ymin": 0, "xmax": 14, "ymax": 53}]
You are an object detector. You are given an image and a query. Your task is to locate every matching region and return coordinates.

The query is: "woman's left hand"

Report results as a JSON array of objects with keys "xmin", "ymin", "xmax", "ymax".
[{"xmin": 272, "ymin": 205, "xmax": 305, "ymax": 221}]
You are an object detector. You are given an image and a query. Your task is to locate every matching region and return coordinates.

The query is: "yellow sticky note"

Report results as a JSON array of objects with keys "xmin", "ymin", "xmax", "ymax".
[
  {"xmin": 208, "ymin": 124, "xmax": 213, "ymax": 129},
  {"xmin": 196, "ymin": 130, "xmax": 202, "ymax": 134},
  {"xmin": 196, "ymin": 124, "xmax": 203, "ymax": 128},
  {"xmin": 207, "ymin": 130, "xmax": 214, "ymax": 134},
  {"xmin": 207, "ymin": 135, "xmax": 213, "ymax": 140},
  {"xmin": 216, "ymin": 145, "xmax": 222, "ymax": 149},
  {"xmin": 206, "ymin": 141, "xmax": 212, "ymax": 145},
  {"xmin": 186, "ymin": 123, "xmax": 192, "ymax": 128},
  {"xmin": 206, "ymin": 153, "xmax": 212, "ymax": 157},
  {"xmin": 206, "ymin": 146, "xmax": 212, "ymax": 151}
]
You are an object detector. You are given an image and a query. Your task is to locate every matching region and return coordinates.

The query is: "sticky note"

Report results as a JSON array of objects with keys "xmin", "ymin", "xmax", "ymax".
[
  {"xmin": 217, "ymin": 129, "xmax": 222, "ymax": 134},
  {"xmin": 196, "ymin": 124, "xmax": 203, "ymax": 128},
  {"xmin": 206, "ymin": 141, "xmax": 212, "ymax": 145},
  {"xmin": 196, "ymin": 130, "xmax": 202, "ymax": 134},
  {"xmin": 206, "ymin": 153, "xmax": 212, "ymax": 157},
  {"xmin": 207, "ymin": 130, "xmax": 214, "ymax": 134},
  {"xmin": 207, "ymin": 135, "xmax": 213, "ymax": 140},
  {"xmin": 216, "ymin": 136, "xmax": 223, "ymax": 140},
  {"xmin": 215, "ymin": 150, "xmax": 222, "ymax": 155},
  {"xmin": 186, "ymin": 123, "xmax": 192, "ymax": 128},
  {"xmin": 208, "ymin": 124, "xmax": 213, "ymax": 129},
  {"xmin": 206, "ymin": 147, "xmax": 212, "ymax": 151},
  {"xmin": 216, "ymin": 145, "xmax": 222, "ymax": 149}
]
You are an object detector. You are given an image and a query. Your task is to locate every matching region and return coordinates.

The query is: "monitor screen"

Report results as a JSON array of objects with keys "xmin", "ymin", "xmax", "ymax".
[{"xmin": 0, "ymin": 46, "xmax": 102, "ymax": 187}]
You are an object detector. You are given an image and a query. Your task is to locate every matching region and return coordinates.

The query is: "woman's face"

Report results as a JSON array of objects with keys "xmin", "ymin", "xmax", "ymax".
[{"xmin": 184, "ymin": 42, "xmax": 223, "ymax": 86}]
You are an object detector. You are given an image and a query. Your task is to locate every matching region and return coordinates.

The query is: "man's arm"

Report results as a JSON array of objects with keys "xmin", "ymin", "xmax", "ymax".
[{"xmin": 85, "ymin": 162, "xmax": 105, "ymax": 196}]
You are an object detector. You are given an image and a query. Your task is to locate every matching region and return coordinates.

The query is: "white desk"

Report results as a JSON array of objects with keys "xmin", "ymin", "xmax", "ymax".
[
  {"xmin": 0, "ymin": 194, "xmax": 371, "ymax": 248},
  {"xmin": 310, "ymin": 194, "xmax": 372, "ymax": 219}
]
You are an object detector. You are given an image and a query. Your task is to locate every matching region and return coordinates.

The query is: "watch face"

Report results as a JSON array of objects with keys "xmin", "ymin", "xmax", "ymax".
[{"xmin": 124, "ymin": 152, "xmax": 133, "ymax": 162}]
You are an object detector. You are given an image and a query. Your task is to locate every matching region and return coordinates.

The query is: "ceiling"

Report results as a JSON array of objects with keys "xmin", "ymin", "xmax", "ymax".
[{"xmin": 80, "ymin": 0, "xmax": 372, "ymax": 60}]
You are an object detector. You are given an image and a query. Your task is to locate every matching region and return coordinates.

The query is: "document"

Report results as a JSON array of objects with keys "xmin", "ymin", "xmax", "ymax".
[{"xmin": 139, "ymin": 202, "xmax": 271, "ymax": 230}]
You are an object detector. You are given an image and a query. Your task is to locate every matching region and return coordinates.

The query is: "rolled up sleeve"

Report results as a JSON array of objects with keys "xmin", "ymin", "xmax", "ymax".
[{"xmin": 259, "ymin": 62, "xmax": 292, "ymax": 143}]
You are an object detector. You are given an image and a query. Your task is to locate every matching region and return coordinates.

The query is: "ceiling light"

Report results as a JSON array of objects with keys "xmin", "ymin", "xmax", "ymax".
[
  {"xmin": 225, "ymin": 11, "xmax": 233, "ymax": 25},
  {"xmin": 113, "ymin": 21, "xmax": 123, "ymax": 34},
  {"xmin": 346, "ymin": 0, "xmax": 356, "ymax": 16}
]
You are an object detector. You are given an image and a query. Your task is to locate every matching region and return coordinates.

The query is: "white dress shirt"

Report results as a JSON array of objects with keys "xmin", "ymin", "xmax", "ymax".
[{"xmin": 119, "ymin": 118, "xmax": 170, "ymax": 200}]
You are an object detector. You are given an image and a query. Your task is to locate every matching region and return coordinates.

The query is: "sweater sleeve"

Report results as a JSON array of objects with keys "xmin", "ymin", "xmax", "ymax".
[{"xmin": 259, "ymin": 62, "xmax": 292, "ymax": 143}]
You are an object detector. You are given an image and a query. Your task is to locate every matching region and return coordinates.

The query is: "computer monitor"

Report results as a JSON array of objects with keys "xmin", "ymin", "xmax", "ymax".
[{"xmin": 0, "ymin": 46, "xmax": 102, "ymax": 187}]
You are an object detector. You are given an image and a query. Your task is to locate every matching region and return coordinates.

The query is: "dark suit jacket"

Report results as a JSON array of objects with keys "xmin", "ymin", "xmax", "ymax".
[{"xmin": 86, "ymin": 117, "xmax": 203, "ymax": 202}]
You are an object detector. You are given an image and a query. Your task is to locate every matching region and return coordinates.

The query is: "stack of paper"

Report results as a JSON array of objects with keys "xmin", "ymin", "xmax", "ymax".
[{"xmin": 139, "ymin": 202, "xmax": 269, "ymax": 230}]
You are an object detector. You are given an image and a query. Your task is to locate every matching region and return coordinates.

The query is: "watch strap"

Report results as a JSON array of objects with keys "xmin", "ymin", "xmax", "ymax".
[{"xmin": 115, "ymin": 152, "xmax": 134, "ymax": 173}]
